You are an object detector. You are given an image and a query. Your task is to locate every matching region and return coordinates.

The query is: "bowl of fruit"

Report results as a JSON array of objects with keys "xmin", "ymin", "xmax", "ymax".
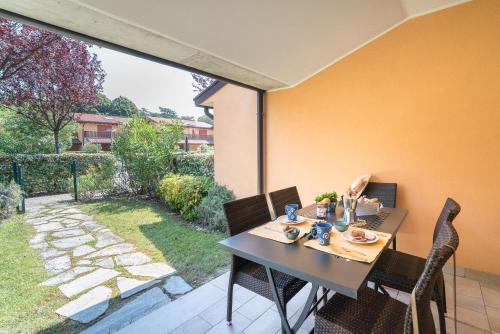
[{"xmin": 315, "ymin": 192, "xmax": 337, "ymax": 218}]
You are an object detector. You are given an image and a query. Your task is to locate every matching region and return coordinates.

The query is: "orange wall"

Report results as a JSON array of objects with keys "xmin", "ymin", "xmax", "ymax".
[
  {"xmin": 265, "ymin": 0, "xmax": 500, "ymax": 274},
  {"xmin": 210, "ymin": 84, "xmax": 258, "ymax": 198}
]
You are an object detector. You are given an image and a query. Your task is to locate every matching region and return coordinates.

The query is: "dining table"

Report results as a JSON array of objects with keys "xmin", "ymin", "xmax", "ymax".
[{"xmin": 218, "ymin": 203, "xmax": 408, "ymax": 334}]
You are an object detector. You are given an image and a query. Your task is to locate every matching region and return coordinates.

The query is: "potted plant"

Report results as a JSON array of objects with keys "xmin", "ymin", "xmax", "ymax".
[{"xmin": 314, "ymin": 191, "xmax": 337, "ymax": 218}]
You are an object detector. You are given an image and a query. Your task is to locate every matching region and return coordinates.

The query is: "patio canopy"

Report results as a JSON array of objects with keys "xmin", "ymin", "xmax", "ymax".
[{"xmin": 0, "ymin": 0, "xmax": 467, "ymax": 90}]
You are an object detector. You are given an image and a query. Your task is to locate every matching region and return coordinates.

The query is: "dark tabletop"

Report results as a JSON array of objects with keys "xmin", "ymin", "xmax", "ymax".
[{"xmin": 219, "ymin": 204, "xmax": 408, "ymax": 299}]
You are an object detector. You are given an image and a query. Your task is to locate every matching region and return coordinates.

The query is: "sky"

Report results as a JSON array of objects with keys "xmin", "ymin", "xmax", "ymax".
[{"xmin": 90, "ymin": 46, "xmax": 204, "ymax": 118}]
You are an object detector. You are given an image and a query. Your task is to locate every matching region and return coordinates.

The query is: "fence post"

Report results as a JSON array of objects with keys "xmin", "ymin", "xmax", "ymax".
[
  {"xmin": 18, "ymin": 165, "xmax": 25, "ymax": 213},
  {"xmin": 12, "ymin": 161, "xmax": 18, "ymax": 183},
  {"xmin": 71, "ymin": 160, "xmax": 78, "ymax": 201},
  {"xmin": 184, "ymin": 136, "xmax": 189, "ymax": 152}
]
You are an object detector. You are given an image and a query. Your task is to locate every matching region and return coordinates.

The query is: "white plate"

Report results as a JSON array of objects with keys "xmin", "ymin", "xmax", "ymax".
[
  {"xmin": 276, "ymin": 215, "xmax": 306, "ymax": 225},
  {"xmin": 341, "ymin": 230, "xmax": 379, "ymax": 244}
]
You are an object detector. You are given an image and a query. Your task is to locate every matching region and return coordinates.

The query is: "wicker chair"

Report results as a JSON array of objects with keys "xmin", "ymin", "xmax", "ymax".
[
  {"xmin": 223, "ymin": 194, "xmax": 308, "ymax": 327},
  {"xmin": 269, "ymin": 186, "xmax": 302, "ymax": 217},
  {"xmin": 315, "ymin": 219, "xmax": 459, "ymax": 334},
  {"xmin": 361, "ymin": 182, "xmax": 397, "ymax": 208},
  {"xmin": 369, "ymin": 198, "xmax": 461, "ymax": 334}
]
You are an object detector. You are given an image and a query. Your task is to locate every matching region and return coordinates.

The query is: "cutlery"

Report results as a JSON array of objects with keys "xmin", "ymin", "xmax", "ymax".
[
  {"xmin": 264, "ymin": 226, "xmax": 283, "ymax": 233},
  {"xmin": 341, "ymin": 246, "xmax": 368, "ymax": 258}
]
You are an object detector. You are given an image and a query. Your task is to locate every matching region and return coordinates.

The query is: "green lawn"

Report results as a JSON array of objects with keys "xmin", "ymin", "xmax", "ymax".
[
  {"xmin": 0, "ymin": 214, "xmax": 83, "ymax": 334},
  {"xmin": 78, "ymin": 198, "xmax": 230, "ymax": 286}
]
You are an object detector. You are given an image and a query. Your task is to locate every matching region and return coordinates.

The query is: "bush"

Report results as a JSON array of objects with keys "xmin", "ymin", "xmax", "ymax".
[
  {"xmin": 0, "ymin": 153, "xmax": 115, "ymax": 196},
  {"xmin": 76, "ymin": 163, "xmax": 115, "ymax": 201},
  {"xmin": 113, "ymin": 117, "xmax": 183, "ymax": 195},
  {"xmin": 197, "ymin": 184, "xmax": 235, "ymax": 232},
  {"xmin": 0, "ymin": 181, "xmax": 21, "ymax": 220},
  {"xmin": 174, "ymin": 152, "xmax": 214, "ymax": 177},
  {"xmin": 159, "ymin": 174, "xmax": 213, "ymax": 221}
]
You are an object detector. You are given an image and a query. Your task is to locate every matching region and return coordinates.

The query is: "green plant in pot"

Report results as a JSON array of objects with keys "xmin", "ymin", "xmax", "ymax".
[{"xmin": 315, "ymin": 191, "xmax": 338, "ymax": 214}]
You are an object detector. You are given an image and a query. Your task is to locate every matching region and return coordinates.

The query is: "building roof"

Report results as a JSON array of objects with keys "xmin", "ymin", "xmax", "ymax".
[
  {"xmin": 146, "ymin": 116, "xmax": 213, "ymax": 129},
  {"xmin": 74, "ymin": 113, "xmax": 128, "ymax": 125},
  {"xmin": 193, "ymin": 80, "xmax": 226, "ymax": 107}
]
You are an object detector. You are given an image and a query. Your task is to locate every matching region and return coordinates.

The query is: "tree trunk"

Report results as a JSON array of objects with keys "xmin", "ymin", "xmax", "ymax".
[{"xmin": 54, "ymin": 129, "xmax": 61, "ymax": 154}]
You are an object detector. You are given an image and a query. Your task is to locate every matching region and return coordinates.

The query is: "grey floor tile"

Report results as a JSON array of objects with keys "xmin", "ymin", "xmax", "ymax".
[
  {"xmin": 243, "ymin": 309, "xmax": 281, "ymax": 334},
  {"xmin": 169, "ymin": 315, "xmax": 212, "ymax": 334},
  {"xmin": 200, "ymin": 296, "xmax": 243, "ymax": 326},
  {"xmin": 116, "ymin": 281, "xmax": 225, "ymax": 334},
  {"xmin": 206, "ymin": 312, "xmax": 252, "ymax": 334},
  {"xmin": 233, "ymin": 286, "xmax": 257, "ymax": 304},
  {"xmin": 211, "ymin": 272, "xmax": 230, "ymax": 291},
  {"xmin": 237, "ymin": 294, "xmax": 273, "ymax": 321}
]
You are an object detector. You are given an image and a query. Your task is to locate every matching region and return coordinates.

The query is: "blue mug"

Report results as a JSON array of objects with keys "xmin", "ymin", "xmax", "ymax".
[
  {"xmin": 285, "ymin": 204, "xmax": 299, "ymax": 221},
  {"xmin": 311, "ymin": 222, "xmax": 333, "ymax": 246}
]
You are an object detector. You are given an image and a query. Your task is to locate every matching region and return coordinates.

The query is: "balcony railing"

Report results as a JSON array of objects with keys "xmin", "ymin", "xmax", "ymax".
[
  {"xmin": 83, "ymin": 131, "xmax": 116, "ymax": 139},
  {"xmin": 183, "ymin": 134, "xmax": 214, "ymax": 142}
]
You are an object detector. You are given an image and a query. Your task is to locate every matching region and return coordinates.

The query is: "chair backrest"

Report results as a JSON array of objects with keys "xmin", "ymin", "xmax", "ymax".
[
  {"xmin": 223, "ymin": 194, "xmax": 272, "ymax": 236},
  {"xmin": 268, "ymin": 186, "xmax": 302, "ymax": 217},
  {"xmin": 361, "ymin": 182, "xmax": 397, "ymax": 208},
  {"xmin": 432, "ymin": 197, "xmax": 461, "ymax": 242},
  {"xmin": 403, "ymin": 221, "xmax": 459, "ymax": 334}
]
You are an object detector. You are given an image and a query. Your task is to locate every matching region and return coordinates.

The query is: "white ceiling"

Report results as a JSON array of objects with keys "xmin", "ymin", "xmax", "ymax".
[{"xmin": 0, "ymin": 0, "xmax": 468, "ymax": 90}]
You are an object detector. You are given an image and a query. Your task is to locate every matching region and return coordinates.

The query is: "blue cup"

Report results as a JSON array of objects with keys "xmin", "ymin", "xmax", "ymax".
[
  {"xmin": 311, "ymin": 222, "xmax": 333, "ymax": 245},
  {"xmin": 285, "ymin": 204, "xmax": 299, "ymax": 221}
]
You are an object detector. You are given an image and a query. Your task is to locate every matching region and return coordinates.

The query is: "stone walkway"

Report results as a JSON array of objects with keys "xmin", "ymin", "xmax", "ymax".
[{"xmin": 25, "ymin": 195, "xmax": 193, "ymax": 333}]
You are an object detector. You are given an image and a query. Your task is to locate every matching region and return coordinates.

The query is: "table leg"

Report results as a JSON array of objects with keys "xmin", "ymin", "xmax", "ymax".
[{"xmin": 264, "ymin": 266, "xmax": 321, "ymax": 334}]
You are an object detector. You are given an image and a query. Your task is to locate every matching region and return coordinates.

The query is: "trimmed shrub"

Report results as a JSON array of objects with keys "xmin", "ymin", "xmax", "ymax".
[
  {"xmin": 0, "ymin": 153, "xmax": 115, "ymax": 196},
  {"xmin": 197, "ymin": 184, "xmax": 235, "ymax": 232},
  {"xmin": 174, "ymin": 152, "xmax": 214, "ymax": 177},
  {"xmin": 0, "ymin": 181, "xmax": 21, "ymax": 220},
  {"xmin": 159, "ymin": 174, "xmax": 213, "ymax": 221}
]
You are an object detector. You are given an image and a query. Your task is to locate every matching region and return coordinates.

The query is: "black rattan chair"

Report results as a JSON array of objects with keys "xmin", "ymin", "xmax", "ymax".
[
  {"xmin": 369, "ymin": 197, "xmax": 461, "ymax": 334},
  {"xmin": 269, "ymin": 186, "xmax": 302, "ymax": 218},
  {"xmin": 315, "ymin": 218, "xmax": 459, "ymax": 334},
  {"xmin": 361, "ymin": 182, "xmax": 397, "ymax": 208},
  {"xmin": 223, "ymin": 194, "xmax": 308, "ymax": 328}
]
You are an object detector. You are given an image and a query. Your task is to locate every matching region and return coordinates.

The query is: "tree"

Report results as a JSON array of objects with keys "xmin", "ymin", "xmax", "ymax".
[
  {"xmin": 158, "ymin": 107, "xmax": 178, "ymax": 119},
  {"xmin": 0, "ymin": 19, "xmax": 105, "ymax": 153},
  {"xmin": 191, "ymin": 73, "xmax": 216, "ymax": 93},
  {"xmin": 197, "ymin": 114, "xmax": 213, "ymax": 125},
  {"xmin": 0, "ymin": 105, "xmax": 77, "ymax": 154},
  {"xmin": 180, "ymin": 115, "xmax": 195, "ymax": 121},
  {"xmin": 110, "ymin": 96, "xmax": 138, "ymax": 117}
]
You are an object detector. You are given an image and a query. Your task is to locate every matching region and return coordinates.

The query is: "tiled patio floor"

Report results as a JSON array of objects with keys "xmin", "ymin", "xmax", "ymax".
[{"xmin": 116, "ymin": 270, "xmax": 500, "ymax": 334}]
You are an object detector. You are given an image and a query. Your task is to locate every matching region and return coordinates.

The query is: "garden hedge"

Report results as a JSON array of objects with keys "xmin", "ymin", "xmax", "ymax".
[
  {"xmin": 173, "ymin": 152, "xmax": 214, "ymax": 178},
  {"xmin": 0, "ymin": 153, "xmax": 115, "ymax": 196}
]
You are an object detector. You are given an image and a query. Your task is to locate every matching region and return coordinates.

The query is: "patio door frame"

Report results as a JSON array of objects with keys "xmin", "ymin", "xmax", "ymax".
[{"xmin": 0, "ymin": 9, "xmax": 266, "ymax": 195}]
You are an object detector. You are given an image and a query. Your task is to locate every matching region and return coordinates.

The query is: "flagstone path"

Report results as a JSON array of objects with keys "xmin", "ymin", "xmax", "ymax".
[{"xmin": 25, "ymin": 196, "xmax": 193, "ymax": 333}]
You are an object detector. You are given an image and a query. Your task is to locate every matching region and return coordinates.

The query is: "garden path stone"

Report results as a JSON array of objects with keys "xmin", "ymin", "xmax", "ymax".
[
  {"xmin": 31, "ymin": 220, "xmax": 50, "ymax": 226},
  {"xmin": 40, "ymin": 248, "xmax": 67, "ymax": 259},
  {"xmin": 85, "ymin": 243, "xmax": 135, "ymax": 259},
  {"xmin": 73, "ymin": 245, "xmax": 96, "ymax": 257},
  {"xmin": 66, "ymin": 213, "xmax": 92, "ymax": 220},
  {"xmin": 95, "ymin": 230, "xmax": 124, "ymax": 248},
  {"xmin": 52, "ymin": 228, "xmax": 85, "ymax": 238},
  {"xmin": 80, "ymin": 287, "xmax": 171, "ymax": 334},
  {"xmin": 56, "ymin": 286, "xmax": 112, "ymax": 323},
  {"xmin": 125, "ymin": 263, "xmax": 176, "ymax": 279},
  {"xmin": 77, "ymin": 260, "xmax": 93, "ymax": 266},
  {"xmin": 51, "ymin": 234, "xmax": 94, "ymax": 249},
  {"xmin": 59, "ymin": 268, "xmax": 120, "ymax": 298},
  {"xmin": 117, "ymin": 277, "xmax": 160, "ymax": 299},
  {"xmin": 29, "ymin": 232, "xmax": 47, "ymax": 245},
  {"xmin": 41, "ymin": 266, "xmax": 95, "ymax": 286},
  {"xmin": 44, "ymin": 255, "xmax": 71, "ymax": 275},
  {"xmin": 64, "ymin": 222, "xmax": 81, "ymax": 228},
  {"xmin": 30, "ymin": 241, "xmax": 49, "ymax": 250},
  {"xmin": 115, "ymin": 252, "xmax": 151, "ymax": 266},
  {"xmin": 59, "ymin": 208, "xmax": 81, "ymax": 215},
  {"xmin": 95, "ymin": 257, "xmax": 115, "ymax": 269},
  {"xmin": 163, "ymin": 276, "xmax": 193, "ymax": 295},
  {"xmin": 34, "ymin": 222, "xmax": 64, "ymax": 232},
  {"xmin": 81, "ymin": 221, "xmax": 105, "ymax": 232}
]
